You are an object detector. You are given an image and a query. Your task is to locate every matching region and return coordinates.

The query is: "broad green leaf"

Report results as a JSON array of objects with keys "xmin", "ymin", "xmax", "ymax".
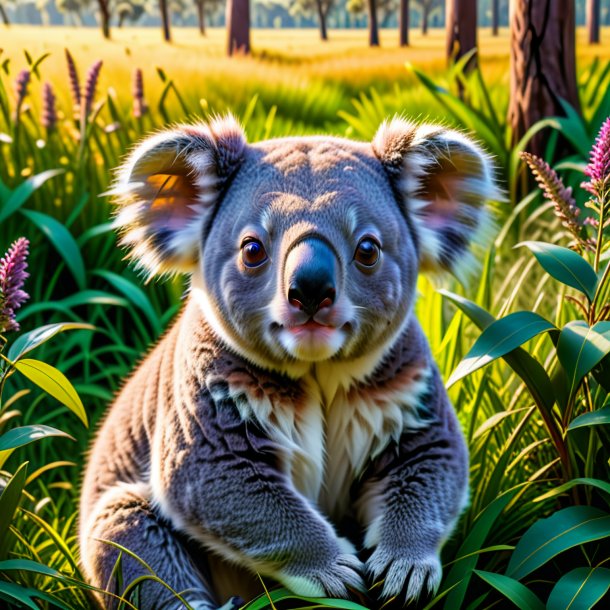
[
  {"xmin": 439, "ymin": 290, "xmax": 556, "ymax": 423},
  {"xmin": 447, "ymin": 312, "xmax": 555, "ymax": 387},
  {"xmin": 0, "ymin": 462, "xmax": 28, "ymax": 560},
  {"xmin": 506, "ymin": 506, "xmax": 610, "ymax": 580},
  {"xmin": 534, "ymin": 478, "xmax": 610, "ymax": 503},
  {"xmin": 557, "ymin": 321, "xmax": 610, "ymax": 397},
  {"xmin": 0, "ymin": 425, "xmax": 73, "ymax": 452},
  {"xmin": 568, "ymin": 406, "xmax": 610, "ymax": 431},
  {"xmin": 517, "ymin": 242, "xmax": 598, "ymax": 301},
  {"xmin": 0, "ymin": 581, "xmax": 71, "ymax": 610},
  {"xmin": 20, "ymin": 208, "xmax": 86, "ymax": 289},
  {"xmin": 474, "ymin": 571, "xmax": 544, "ymax": 610},
  {"xmin": 13, "ymin": 359, "xmax": 88, "ymax": 427},
  {"xmin": 547, "ymin": 567, "xmax": 610, "ymax": 610},
  {"xmin": 244, "ymin": 587, "xmax": 369, "ymax": 610},
  {"xmin": 7, "ymin": 322, "xmax": 95, "ymax": 362},
  {"xmin": 443, "ymin": 488, "xmax": 520, "ymax": 610},
  {"xmin": 0, "ymin": 169, "xmax": 63, "ymax": 222},
  {"xmin": 0, "ymin": 558, "xmax": 64, "ymax": 578},
  {"xmin": 93, "ymin": 270, "xmax": 162, "ymax": 335}
]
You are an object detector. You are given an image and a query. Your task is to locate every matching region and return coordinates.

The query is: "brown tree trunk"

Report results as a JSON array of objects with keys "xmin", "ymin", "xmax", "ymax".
[
  {"xmin": 0, "ymin": 3, "xmax": 10, "ymax": 25},
  {"xmin": 399, "ymin": 0, "xmax": 409, "ymax": 46},
  {"xmin": 315, "ymin": 0, "xmax": 328, "ymax": 41},
  {"xmin": 98, "ymin": 0, "xmax": 111, "ymax": 39},
  {"xmin": 446, "ymin": 0, "xmax": 477, "ymax": 68},
  {"xmin": 226, "ymin": 0, "xmax": 250, "ymax": 55},
  {"xmin": 421, "ymin": 2, "xmax": 429, "ymax": 34},
  {"xmin": 368, "ymin": 0, "xmax": 380, "ymax": 46},
  {"xmin": 196, "ymin": 0, "xmax": 206, "ymax": 35},
  {"xmin": 491, "ymin": 0, "xmax": 499, "ymax": 35},
  {"xmin": 159, "ymin": 0, "xmax": 171, "ymax": 42},
  {"xmin": 509, "ymin": 0, "xmax": 580, "ymax": 157},
  {"xmin": 587, "ymin": 0, "xmax": 600, "ymax": 43}
]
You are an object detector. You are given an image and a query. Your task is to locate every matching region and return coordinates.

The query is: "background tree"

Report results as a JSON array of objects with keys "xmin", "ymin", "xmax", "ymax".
[
  {"xmin": 56, "ymin": 0, "xmax": 90, "ymax": 25},
  {"xmin": 159, "ymin": 0, "xmax": 171, "ymax": 41},
  {"xmin": 491, "ymin": 0, "xmax": 498, "ymax": 34},
  {"xmin": 446, "ymin": 0, "xmax": 477, "ymax": 67},
  {"xmin": 399, "ymin": 0, "xmax": 409, "ymax": 45},
  {"xmin": 587, "ymin": 0, "xmax": 600, "ymax": 43},
  {"xmin": 0, "ymin": 0, "xmax": 10, "ymax": 23},
  {"xmin": 97, "ymin": 0, "xmax": 111, "ymax": 38},
  {"xmin": 116, "ymin": 0, "xmax": 148, "ymax": 26},
  {"xmin": 227, "ymin": 0, "xmax": 250, "ymax": 54},
  {"xmin": 367, "ymin": 0, "xmax": 379, "ymax": 45},
  {"xmin": 509, "ymin": 0, "xmax": 580, "ymax": 157},
  {"xmin": 289, "ymin": 0, "xmax": 334, "ymax": 41},
  {"xmin": 416, "ymin": 0, "xmax": 441, "ymax": 34}
]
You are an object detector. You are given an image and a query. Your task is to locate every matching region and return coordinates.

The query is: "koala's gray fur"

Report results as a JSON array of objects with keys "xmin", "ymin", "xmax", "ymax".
[{"xmin": 80, "ymin": 116, "xmax": 498, "ymax": 609}]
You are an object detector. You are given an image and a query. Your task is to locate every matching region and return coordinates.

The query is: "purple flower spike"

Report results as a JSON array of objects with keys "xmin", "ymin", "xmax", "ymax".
[
  {"xmin": 0, "ymin": 238, "xmax": 30, "ymax": 333},
  {"xmin": 584, "ymin": 117, "xmax": 610, "ymax": 186}
]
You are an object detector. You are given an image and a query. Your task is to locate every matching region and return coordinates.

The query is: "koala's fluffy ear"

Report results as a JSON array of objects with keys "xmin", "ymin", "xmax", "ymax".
[
  {"xmin": 372, "ymin": 118, "xmax": 499, "ymax": 280},
  {"xmin": 112, "ymin": 115, "xmax": 246, "ymax": 277}
]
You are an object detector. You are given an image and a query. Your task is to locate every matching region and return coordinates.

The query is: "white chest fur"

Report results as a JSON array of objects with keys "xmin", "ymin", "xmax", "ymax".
[{"xmin": 222, "ymin": 358, "xmax": 431, "ymax": 519}]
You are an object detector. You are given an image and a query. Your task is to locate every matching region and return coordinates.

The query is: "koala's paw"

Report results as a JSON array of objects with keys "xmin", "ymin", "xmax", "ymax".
[
  {"xmin": 279, "ymin": 553, "xmax": 365, "ymax": 599},
  {"xmin": 366, "ymin": 547, "xmax": 441, "ymax": 604}
]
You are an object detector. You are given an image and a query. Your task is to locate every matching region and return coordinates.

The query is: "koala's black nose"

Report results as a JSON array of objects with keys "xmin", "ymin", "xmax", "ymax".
[{"xmin": 286, "ymin": 238, "xmax": 337, "ymax": 316}]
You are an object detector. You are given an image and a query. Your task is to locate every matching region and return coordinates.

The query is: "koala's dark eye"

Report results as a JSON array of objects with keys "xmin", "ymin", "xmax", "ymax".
[
  {"xmin": 354, "ymin": 237, "xmax": 380, "ymax": 268},
  {"xmin": 241, "ymin": 239, "xmax": 268, "ymax": 268}
]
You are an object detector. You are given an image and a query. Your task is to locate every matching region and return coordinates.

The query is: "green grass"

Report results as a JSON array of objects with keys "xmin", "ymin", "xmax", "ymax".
[{"xmin": 0, "ymin": 26, "xmax": 609, "ymax": 610}]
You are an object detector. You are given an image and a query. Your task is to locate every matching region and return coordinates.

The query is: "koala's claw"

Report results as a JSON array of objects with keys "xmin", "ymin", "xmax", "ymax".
[
  {"xmin": 366, "ymin": 548, "xmax": 441, "ymax": 603},
  {"xmin": 280, "ymin": 553, "xmax": 365, "ymax": 599}
]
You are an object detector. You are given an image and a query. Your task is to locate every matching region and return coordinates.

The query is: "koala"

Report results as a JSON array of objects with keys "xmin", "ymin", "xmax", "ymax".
[{"xmin": 79, "ymin": 116, "xmax": 497, "ymax": 610}]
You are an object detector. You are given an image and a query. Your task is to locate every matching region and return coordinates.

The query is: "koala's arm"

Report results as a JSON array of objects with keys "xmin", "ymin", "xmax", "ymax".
[
  {"xmin": 153, "ymin": 385, "xmax": 363, "ymax": 599},
  {"xmin": 357, "ymin": 368, "xmax": 468, "ymax": 602}
]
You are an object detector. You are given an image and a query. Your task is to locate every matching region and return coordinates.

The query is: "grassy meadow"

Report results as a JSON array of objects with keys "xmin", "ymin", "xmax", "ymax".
[{"xmin": 1, "ymin": 24, "xmax": 610, "ymax": 610}]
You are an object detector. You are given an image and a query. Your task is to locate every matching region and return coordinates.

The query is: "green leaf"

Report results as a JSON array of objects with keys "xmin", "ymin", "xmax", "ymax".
[
  {"xmin": 20, "ymin": 208, "xmax": 86, "ymax": 289},
  {"xmin": 0, "ymin": 169, "xmax": 64, "ymax": 222},
  {"xmin": 243, "ymin": 587, "xmax": 369, "ymax": 610},
  {"xmin": 443, "ymin": 488, "xmax": 519, "ymax": 610},
  {"xmin": 0, "ymin": 581, "xmax": 71, "ymax": 610},
  {"xmin": 474, "ymin": 571, "xmax": 544, "ymax": 610},
  {"xmin": 0, "ymin": 463, "xmax": 28, "ymax": 560},
  {"xmin": 439, "ymin": 290, "xmax": 556, "ymax": 419},
  {"xmin": 447, "ymin": 312, "xmax": 555, "ymax": 387},
  {"xmin": 547, "ymin": 567, "xmax": 610, "ymax": 610},
  {"xmin": 93, "ymin": 270, "xmax": 162, "ymax": 335},
  {"xmin": 0, "ymin": 558, "xmax": 64, "ymax": 578},
  {"xmin": 557, "ymin": 321, "xmax": 610, "ymax": 397},
  {"xmin": 534, "ymin": 478, "xmax": 610, "ymax": 503},
  {"xmin": 568, "ymin": 406, "xmax": 610, "ymax": 431},
  {"xmin": 7, "ymin": 322, "xmax": 95, "ymax": 362},
  {"xmin": 506, "ymin": 506, "xmax": 610, "ymax": 580},
  {"xmin": 0, "ymin": 425, "xmax": 73, "ymax": 452},
  {"xmin": 517, "ymin": 242, "xmax": 598, "ymax": 302},
  {"xmin": 13, "ymin": 359, "xmax": 88, "ymax": 427}
]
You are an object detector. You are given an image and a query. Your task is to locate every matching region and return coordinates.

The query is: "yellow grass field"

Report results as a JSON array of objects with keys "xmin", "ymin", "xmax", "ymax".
[{"xmin": 3, "ymin": 25, "xmax": 610, "ymax": 108}]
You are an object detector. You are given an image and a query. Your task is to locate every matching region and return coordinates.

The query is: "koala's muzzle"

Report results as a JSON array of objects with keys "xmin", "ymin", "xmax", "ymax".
[{"xmin": 285, "ymin": 238, "xmax": 337, "ymax": 317}]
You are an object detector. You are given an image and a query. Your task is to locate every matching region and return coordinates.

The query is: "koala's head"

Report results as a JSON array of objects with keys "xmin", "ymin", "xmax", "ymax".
[{"xmin": 113, "ymin": 116, "xmax": 497, "ymax": 371}]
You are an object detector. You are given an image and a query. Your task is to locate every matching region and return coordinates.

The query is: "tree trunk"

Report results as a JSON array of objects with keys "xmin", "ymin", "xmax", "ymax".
[
  {"xmin": 367, "ymin": 0, "xmax": 380, "ymax": 46},
  {"xmin": 315, "ymin": 0, "xmax": 328, "ymax": 41},
  {"xmin": 98, "ymin": 0, "xmax": 111, "ymax": 39},
  {"xmin": 0, "ymin": 3, "xmax": 10, "ymax": 25},
  {"xmin": 226, "ymin": 0, "xmax": 250, "ymax": 55},
  {"xmin": 399, "ymin": 0, "xmax": 409, "ymax": 45},
  {"xmin": 491, "ymin": 0, "xmax": 499, "ymax": 35},
  {"xmin": 446, "ymin": 0, "xmax": 477, "ymax": 68},
  {"xmin": 159, "ymin": 0, "xmax": 171, "ymax": 42},
  {"xmin": 587, "ymin": 0, "xmax": 600, "ymax": 43},
  {"xmin": 421, "ymin": 3, "xmax": 429, "ymax": 34},
  {"xmin": 197, "ymin": 0, "xmax": 206, "ymax": 35},
  {"xmin": 509, "ymin": 0, "xmax": 580, "ymax": 157},
  {"xmin": 118, "ymin": 12, "xmax": 125, "ymax": 27}
]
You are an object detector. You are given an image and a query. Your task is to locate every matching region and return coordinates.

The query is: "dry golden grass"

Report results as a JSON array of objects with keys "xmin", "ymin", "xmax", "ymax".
[{"xmin": 2, "ymin": 25, "xmax": 609, "ymax": 133}]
